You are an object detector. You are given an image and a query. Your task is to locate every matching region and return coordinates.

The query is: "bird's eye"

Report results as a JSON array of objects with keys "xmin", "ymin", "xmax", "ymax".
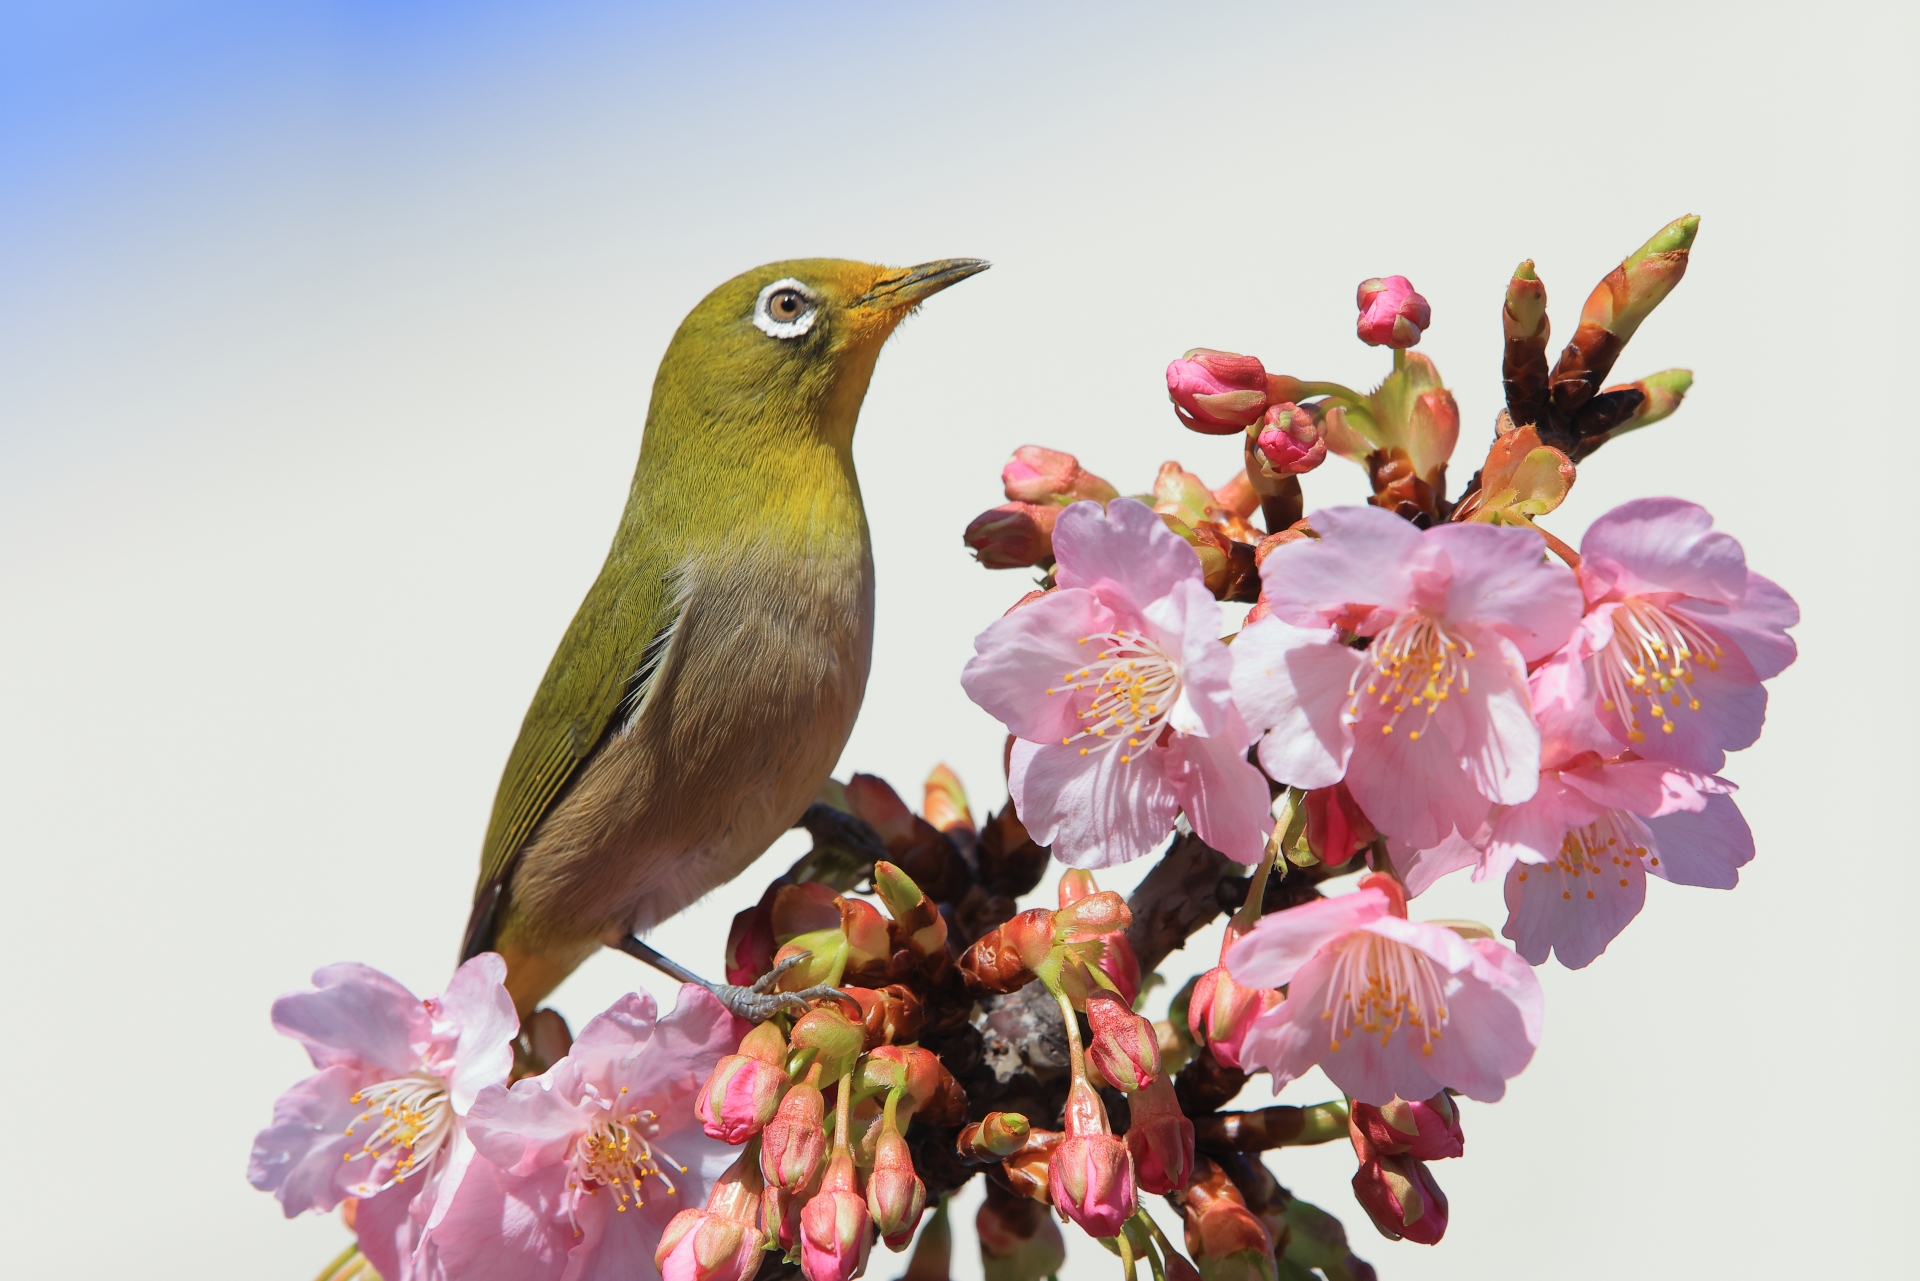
[{"xmin": 752, "ymin": 277, "xmax": 819, "ymax": 340}]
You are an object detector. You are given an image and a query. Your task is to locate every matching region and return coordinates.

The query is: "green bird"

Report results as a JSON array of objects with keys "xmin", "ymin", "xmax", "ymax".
[{"xmin": 461, "ymin": 257, "xmax": 988, "ymax": 1021}]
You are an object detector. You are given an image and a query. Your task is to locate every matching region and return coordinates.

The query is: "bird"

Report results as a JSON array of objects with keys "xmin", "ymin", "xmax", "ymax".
[{"xmin": 460, "ymin": 257, "xmax": 988, "ymax": 1022}]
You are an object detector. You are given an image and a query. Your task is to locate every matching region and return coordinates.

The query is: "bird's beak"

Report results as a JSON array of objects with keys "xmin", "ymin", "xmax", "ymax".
[{"xmin": 856, "ymin": 258, "xmax": 991, "ymax": 311}]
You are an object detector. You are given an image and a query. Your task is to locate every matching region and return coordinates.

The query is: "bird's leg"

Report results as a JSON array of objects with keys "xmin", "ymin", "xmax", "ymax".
[{"xmin": 615, "ymin": 935, "xmax": 850, "ymax": 1023}]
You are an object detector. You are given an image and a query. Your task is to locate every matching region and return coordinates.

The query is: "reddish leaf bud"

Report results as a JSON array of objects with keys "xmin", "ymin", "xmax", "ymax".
[
  {"xmin": 868, "ymin": 1125, "xmax": 929, "ymax": 1249},
  {"xmin": 1125, "ymin": 1075, "xmax": 1195, "ymax": 1196},
  {"xmin": 1304, "ymin": 783, "xmax": 1375, "ymax": 867},
  {"xmin": 839, "ymin": 897, "xmax": 892, "ymax": 981},
  {"xmin": 1348, "ymin": 1094, "xmax": 1463, "ymax": 1163},
  {"xmin": 760, "ymin": 1081, "xmax": 828, "ymax": 1193},
  {"xmin": 873, "ymin": 862, "xmax": 947, "ymax": 959},
  {"xmin": 1053, "ymin": 890, "xmax": 1131, "ymax": 943},
  {"xmin": 1352, "ymin": 1154, "xmax": 1448, "ymax": 1245},
  {"xmin": 1047, "ymin": 1133, "xmax": 1137, "ymax": 1239},
  {"xmin": 922, "ymin": 763, "xmax": 976, "ymax": 839},
  {"xmin": 771, "ymin": 881, "xmax": 844, "ymax": 942},
  {"xmin": 1085, "ymin": 990, "xmax": 1160, "ymax": 1093},
  {"xmin": 1355, "ymin": 276, "xmax": 1431, "ymax": 349},
  {"xmin": 1057, "ymin": 868, "xmax": 1098, "ymax": 908},
  {"xmin": 965, "ymin": 501, "xmax": 1060, "ymax": 569},
  {"xmin": 1253, "ymin": 403, "xmax": 1327, "ymax": 477},
  {"xmin": 1169, "ymin": 349, "xmax": 1271, "ymax": 433},
  {"xmin": 961, "ymin": 1111, "xmax": 1033, "ymax": 1160},
  {"xmin": 843, "ymin": 984, "xmax": 924, "ymax": 1049},
  {"xmin": 1002, "ymin": 445, "xmax": 1120, "ymax": 506},
  {"xmin": 960, "ymin": 907, "xmax": 1056, "ymax": 993}
]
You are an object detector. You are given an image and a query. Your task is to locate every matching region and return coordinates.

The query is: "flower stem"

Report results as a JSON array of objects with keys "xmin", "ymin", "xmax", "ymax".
[
  {"xmin": 1117, "ymin": 1226, "xmax": 1138, "ymax": 1281},
  {"xmin": 1230, "ymin": 810, "xmax": 1286, "ymax": 936},
  {"xmin": 832, "ymin": 1069, "xmax": 854, "ymax": 1152},
  {"xmin": 1053, "ymin": 984, "xmax": 1088, "ymax": 1083}
]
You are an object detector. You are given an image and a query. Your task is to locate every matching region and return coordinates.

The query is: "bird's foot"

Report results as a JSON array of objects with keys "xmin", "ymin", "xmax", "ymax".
[{"xmin": 616, "ymin": 935, "xmax": 848, "ymax": 1023}]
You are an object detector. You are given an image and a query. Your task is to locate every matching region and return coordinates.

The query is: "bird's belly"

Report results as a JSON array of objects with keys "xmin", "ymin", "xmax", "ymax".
[{"xmin": 504, "ymin": 549, "xmax": 873, "ymax": 947}]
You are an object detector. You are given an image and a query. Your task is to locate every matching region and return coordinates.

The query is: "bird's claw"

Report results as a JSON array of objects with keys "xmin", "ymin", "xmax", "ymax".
[
  {"xmin": 710, "ymin": 982, "xmax": 853, "ymax": 1024},
  {"xmin": 750, "ymin": 952, "xmax": 812, "ymax": 994}
]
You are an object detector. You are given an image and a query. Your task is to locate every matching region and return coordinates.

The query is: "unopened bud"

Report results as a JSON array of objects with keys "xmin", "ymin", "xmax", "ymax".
[
  {"xmin": 760, "ymin": 1082, "xmax": 828, "ymax": 1193},
  {"xmin": 961, "ymin": 1111, "xmax": 1033, "ymax": 1161},
  {"xmin": 724, "ymin": 896, "xmax": 776, "ymax": 987},
  {"xmin": 800, "ymin": 1153, "xmax": 871, "ymax": 1281},
  {"xmin": 1098, "ymin": 931, "xmax": 1142, "ymax": 1007},
  {"xmin": 1304, "ymin": 783, "xmax": 1376, "ymax": 867},
  {"xmin": 873, "ymin": 861, "xmax": 948, "ymax": 958},
  {"xmin": 960, "ymin": 907, "xmax": 1056, "ymax": 993},
  {"xmin": 1253, "ymin": 403, "xmax": 1327, "ymax": 476},
  {"xmin": 1047, "ymin": 1133, "xmax": 1137, "ymax": 1239},
  {"xmin": 1603, "ymin": 367, "xmax": 1693, "ymax": 439},
  {"xmin": 1352, "ymin": 1154, "xmax": 1448, "ymax": 1245},
  {"xmin": 843, "ymin": 984, "xmax": 924, "ymax": 1048},
  {"xmin": 965, "ymin": 501, "xmax": 1060, "ymax": 569},
  {"xmin": 1053, "ymin": 890, "xmax": 1130, "ymax": 943},
  {"xmin": 1057, "ymin": 868, "xmax": 1098, "ymax": 907},
  {"xmin": 1169, "ymin": 349, "xmax": 1270, "ymax": 434},
  {"xmin": 921, "ymin": 764, "xmax": 976, "ymax": 838},
  {"xmin": 654, "ymin": 1209, "xmax": 767, "ymax": 1281},
  {"xmin": 1152, "ymin": 461, "xmax": 1217, "ymax": 526},
  {"xmin": 868, "ymin": 1125, "xmax": 928, "ymax": 1249},
  {"xmin": 1356, "ymin": 276, "xmax": 1430, "ymax": 349},
  {"xmin": 1349, "ymin": 1093, "xmax": 1463, "ymax": 1163},
  {"xmin": 1188, "ymin": 965, "xmax": 1280, "ymax": 1071},
  {"xmin": 1085, "ymin": 990, "xmax": 1160, "ymax": 1092},
  {"xmin": 788, "ymin": 1005, "xmax": 865, "ymax": 1082},
  {"xmin": 1180, "ymin": 1165, "xmax": 1276, "ymax": 1281},
  {"xmin": 697, "ymin": 1043, "xmax": 789, "ymax": 1144},
  {"xmin": 1125, "ymin": 1075, "xmax": 1195, "ymax": 1195},
  {"xmin": 772, "ymin": 930, "xmax": 847, "ymax": 993},
  {"xmin": 1002, "ymin": 445, "xmax": 1119, "ymax": 506},
  {"xmin": 839, "ymin": 896, "xmax": 892, "ymax": 980}
]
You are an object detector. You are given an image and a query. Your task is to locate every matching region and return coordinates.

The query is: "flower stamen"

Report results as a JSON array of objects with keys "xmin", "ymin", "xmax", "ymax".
[
  {"xmin": 1321, "ymin": 932, "xmax": 1449, "ymax": 1058},
  {"xmin": 341, "ymin": 1073, "xmax": 453, "ymax": 1193},
  {"xmin": 1347, "ymin": 611, "xmax": 1474, "ymax": 742},
  {"xmin": 1593, "ymin": 598, "xmax": 1720, "ymax": 742},
  {"xmin": 1049, "ymin": 629, "xmax": 1180, "ymax": 763},
  {"xmin": 563, "ymin": 1108, "xmax": 685, "ymax": 1234}
]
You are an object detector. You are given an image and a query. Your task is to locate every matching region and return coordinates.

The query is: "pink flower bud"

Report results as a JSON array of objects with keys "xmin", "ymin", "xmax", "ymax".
[
  {"xmin": 1351, "ymin": 1154, "xmax": 1448, "ymax": 1245},
  {"xmin": 867, "ymin": 1126, "xmax": 928, "ymax": 1249},
  {"xmin": 1304, "ymin": 783, "xmax": 1375, "ymax": 867},
  {"xmin": 761, "ymin": 1082, "xmax": 828, "ymax": 1193},
  {"xmin": 965, "ymin": 502, "xmax": 1061, "ymax": 569},
  {"xmin": 801, "ymin": 1154, "xmax": 871, "ymax": 1281},
  {"xmin": 1085, "ymin": 991, "xmax": 1160, "ymax": 1093},
  {"xmin": 1188, "ymin": 966, "xmax": 1280, "ymax": 1071},
  {"xmin": 655, "ymin": 1209, "xmax": 768, "ymax": 1281},
  {"xmin": 1355, "ymin": 276, "xmax": 1431, "ymax": 349},
  {"xmin": 1098, "ymin": 932, "xmax": 1142, "ymax": 1007},
  {"xmin": 1348, "ymin": 1093, "xmax": 1463, "ymax": 1163},
  {"xmin": 1253, "ymin": 403, "xmax": 1327, "ymax": 476},
  {"xmin": 1047, "ymin": 1132, "xmax": 1137, "ymax": 1239},
  {"xmin": 1168, "ymin": 349, "xmax": 1270, "ymax": 434},
  {"xmin": 1124, "ymin": 1075, "xmax": 1195, "ymax": 1195},
  {"xmin": 1184, "ymin": 1199, "xmax": 1276, "ymax": 1281},
  {"xmin": 697, "ymin": 1051, "xmax": 789, "ymax": 1144},
  {"xmin": 1002, "ymin": 445, "xmax": 1119, "ymax": 506}
]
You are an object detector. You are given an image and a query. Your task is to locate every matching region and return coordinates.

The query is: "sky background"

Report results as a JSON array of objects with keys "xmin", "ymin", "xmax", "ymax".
[{"xmin": 2, "ymin": 1, "xmax": 1915, "ymax": 1278}]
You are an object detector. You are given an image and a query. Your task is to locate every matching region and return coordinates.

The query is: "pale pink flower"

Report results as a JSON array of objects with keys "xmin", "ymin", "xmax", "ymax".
[
  {"xmin": 418, "ymin": 986, "xmax": 743, "ymax": 1281},
  {"xmin": 248, "ymin": 955, "xmax": 517, "ymax": 1281},
  {"xmin": 1571, "ymin": 497, "xmax": 1798, "ymax": 773},
  {"xmin": 1234, "ymin": 505, "xmax": 1583, "ymax": 849},
  {"xmin": 961, "ymin": 498, "xmax": 1271, "ymax": 866},
  {"xmin": 1227, "ymin": 877, "xmax": 1542, "ymax": 1104}
]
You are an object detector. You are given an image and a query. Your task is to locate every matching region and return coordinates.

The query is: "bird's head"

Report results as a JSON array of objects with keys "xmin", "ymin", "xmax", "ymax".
[{"xmin": 651, "ymin": 257, "xmax": 989, "ymax": 451}]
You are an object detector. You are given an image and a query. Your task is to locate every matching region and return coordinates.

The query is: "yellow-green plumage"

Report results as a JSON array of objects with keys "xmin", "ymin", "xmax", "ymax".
[{"xmin": 462, "ymin": 257, "xmax": 985, "ymax": 1017}]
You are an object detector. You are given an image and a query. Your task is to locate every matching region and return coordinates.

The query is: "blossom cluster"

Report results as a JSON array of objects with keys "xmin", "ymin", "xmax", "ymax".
[{"xmin": 253, "ymin": 215, "xmax": 1795, "ymax": 1281}]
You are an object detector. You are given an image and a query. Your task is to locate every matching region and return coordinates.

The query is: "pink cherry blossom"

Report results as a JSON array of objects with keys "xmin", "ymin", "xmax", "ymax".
[
  {"xmin": 1572, "ymin": 497, "xmax": 1798, "ymax": 773},
  {"xmin": 1226, "ymin": 877, "xmax": 1542, "ymax": 1104},
  {"xmin": 417, "ymin": 986, "xmax": 744, "ymax": 1281},
  {"xmin": 961, "ymin": 498, "xmax": 1271, "ymax": 866},
  {"xmin": 1233, "ymin": 505, "xmax": 1583, "ymax": 849},
  {"xmin": 248, "ymin": 955, "xmax": 517, "ymax": 1281}
]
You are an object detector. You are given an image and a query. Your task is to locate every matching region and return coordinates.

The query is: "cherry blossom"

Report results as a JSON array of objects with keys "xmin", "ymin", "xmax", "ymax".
[{"xmin": 961, "ymin": 498, "xmax": 1270, "ymax": 866}]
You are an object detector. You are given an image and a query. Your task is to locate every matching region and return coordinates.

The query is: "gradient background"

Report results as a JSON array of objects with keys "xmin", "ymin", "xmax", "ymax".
[{"xmin": 2, "ymin": 1, "xmax": 1914, "ymax": 1277}]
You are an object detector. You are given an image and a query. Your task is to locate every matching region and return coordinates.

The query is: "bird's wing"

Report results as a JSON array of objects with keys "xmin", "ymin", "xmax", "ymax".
[{"xmin": 461, "ymin": 553, "xmax": 688, "ymax": 960}]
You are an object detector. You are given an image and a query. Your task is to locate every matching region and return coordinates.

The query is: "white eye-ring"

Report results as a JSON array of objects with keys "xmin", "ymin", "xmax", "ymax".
[{"xmin": 753, "ymin": 277, "xmax": 820, "ymax": 339}]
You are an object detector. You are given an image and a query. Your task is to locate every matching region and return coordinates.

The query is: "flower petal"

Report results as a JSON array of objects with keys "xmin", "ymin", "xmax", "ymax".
[
  {"xmin": 1343, "ymin": 714, "xmax": 1495, "ymax": 852},
  {"xmin": 1483, "ymin": 774, "xmax": 1602, "ymax": 873},
  {"xmin": 961, "ymin": 588, "xmax": 1119, "ymax": 744},
  {"xmin": 272, "ymin": 962, "xmax": 431, "ymax": 1076},
  {"xmin": 420, "ymin": 1160, "xmax": 570, "ymax": 1281},
  {"xmin": 1425, "ymin": 522, "xmax": 1583, "ymax": 662},
  {"xmin": 1673, "ymin": 570, "xmax": 1799, "ymax": 681},
  {"xmin": 1558, "ymin": 758, "xmax": 1708, "ymax": 818},
  {"xmin": 1448, "ymin": 633, "xmax": 1543, "ymax": 807},
  {"xmin": 1224, "ymin": 889, "xmax": 1390, "ymax": 988},
  {"xmin": 1230, "ymin": 617, "xmax": 1361, "ymax": 790},
  {"xmin": 1397, "ymin": 827, "xmax": 1486, "ymax": 897},
  {"xmin": 1260, "ymin": 506, "xmax": 1422, "ymax": 629},
  {"xmin": 1009, "ymin": 737, "xmax": 1181, "ymax": 869},
  {"xmin": 1579, "ymin": 496, "xmax": 1748, "ymax": 605},
  {"xmin": 1421, "ymin": 938, "xmax": 1542, "ymax": 1100},
  {"xmin": 439, "ymin": 953, "xmax": 519, "ymax": 1112},
  {"xmin": 1147, "ymin": 578, "xmax": 1232, "ymax": 738},
  {"xmin": 1051, "ymin": 498, "xmax": 1202, "ymax": 608},
  {"xmin": 1165, "ymin": 718, "xmax": 1271, "ymax": 863},
  {"xmin": 1237, "ymin": 956, "xmax": 1337, "ymax": 1095},
  {"xmin": 1642, "ymin": 792, "xmax": 1754, "ymax": 888},
  {"xmin": 1501, "ymin": 851, "xmax": 1645, "ymax": 969}
]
